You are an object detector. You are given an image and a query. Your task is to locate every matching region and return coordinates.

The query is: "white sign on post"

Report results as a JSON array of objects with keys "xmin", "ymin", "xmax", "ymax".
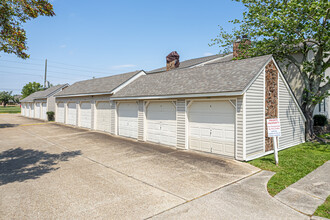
[
  {"xmin": 267, "ymin": 118, "xmax": 281, "ymax": 165},
  {"xmin": 267, "ymin": 118, "xmax": 281, "ymax": 137}
]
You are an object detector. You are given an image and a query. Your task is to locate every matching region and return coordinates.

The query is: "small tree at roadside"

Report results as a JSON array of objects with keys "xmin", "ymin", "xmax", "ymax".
[
  {"xmin": 0, "ymin": 91, "xmax": 13, "ymax": 107},
  {"xmin": 21, "ymin": 82, "xmax": 43, "ymax": 98}
]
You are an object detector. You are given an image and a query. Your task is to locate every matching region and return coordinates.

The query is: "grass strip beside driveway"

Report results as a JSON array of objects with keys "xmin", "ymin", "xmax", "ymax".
[
  {"xmin": 0, "ymin": 106, "xmax": 21, "ymax": 113},
  {"xmin": 314, "ymin": 195, "xmax": 330, "ymax": 219},
  {"xmin": 249, "ymin": 142, "xmax": 330, "ymax": 196}
]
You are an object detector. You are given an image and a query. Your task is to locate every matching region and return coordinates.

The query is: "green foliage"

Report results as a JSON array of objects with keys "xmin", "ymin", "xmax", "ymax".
[
  {"xmin": 314, "ymin": 195, "xmax": 330, "ymax": 218},
  {"xmin": 0, "ymin": 91, "xmax": 13, "ymax": 107},
  {"xmin": 0, "ymin": 106, "xmax": 20, "ymax": 113},
  {"xmin": 249, "ymin": 142, "xmax": 330, "ymax": 196},
  {"xmin": 0, "ymin": 0, "xmax": 55, "ymax": 59},
  {"xmin": 211, "ymin": 0, "xmax": 329, "ymax": 120},
  {"xmin": 46, "ymin": 111, "xmax": 54, "ymax": 121},
  {"xmin": 21, "ymin": 82, "xmax": 43, "ymax": 98},
  {"xmin": 313, "ymin": 114, "xmax": 328, "ymax": 126}
]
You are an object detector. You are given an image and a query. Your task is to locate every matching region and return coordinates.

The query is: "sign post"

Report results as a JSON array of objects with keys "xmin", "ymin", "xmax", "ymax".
[{"xmin": 267, "ymin": 118, "xmax": 281, "ymax": 166}]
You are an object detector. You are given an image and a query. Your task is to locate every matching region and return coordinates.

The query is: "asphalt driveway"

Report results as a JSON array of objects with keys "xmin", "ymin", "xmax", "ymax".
[{"xmin": 0, "ymin": 114, "xmax": 259, "ymax": 219}]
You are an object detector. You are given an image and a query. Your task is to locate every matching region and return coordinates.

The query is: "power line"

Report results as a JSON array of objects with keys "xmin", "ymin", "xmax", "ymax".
[
  {"xmin": 0, "ymin": 57, "xmax": 113, "ymax": 73},
  {"xmin": 0, "ymin": 71, "xmax": 82, "ymax": 80},
  {"xmin": 0, "ymin": 65, "xmax": 96, "ymax": 78},
  {"xmin": 0, "ymin": 59, "xmax": 43, "ymax": 66}
]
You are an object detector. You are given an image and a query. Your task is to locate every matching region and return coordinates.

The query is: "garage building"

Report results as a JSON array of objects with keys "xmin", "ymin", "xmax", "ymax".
[
  {"xmin": 110, "ymin": 55, "xmax": 305, "ymax": 161},
  {"xmin": 54, "ymin": 70, "xmax": 145, "ymax": 131},
  {"xmin": 21, "ymin": 84, "xmax": 69, "ymax": 120}
]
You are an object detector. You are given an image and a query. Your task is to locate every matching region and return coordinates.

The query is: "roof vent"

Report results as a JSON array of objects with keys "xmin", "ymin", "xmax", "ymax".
[{"xmin": 166, "ymin": 51, "xmax": 180, "ymax": 71}]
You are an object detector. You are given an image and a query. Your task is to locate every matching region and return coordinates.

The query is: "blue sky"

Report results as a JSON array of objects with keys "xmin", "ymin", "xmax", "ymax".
[{"xmin": 0, "ymin": 0, "xmax": 245, "ymax": 94}]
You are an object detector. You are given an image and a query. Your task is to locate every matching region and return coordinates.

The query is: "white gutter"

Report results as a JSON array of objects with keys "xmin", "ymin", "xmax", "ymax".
[
  {"xmin": 110, "ymin": 91, "xmax": 243, "ymax": 100},
  {"xmin": 55, "ymin": 92, "xmax": 113, "ymax": 98}
]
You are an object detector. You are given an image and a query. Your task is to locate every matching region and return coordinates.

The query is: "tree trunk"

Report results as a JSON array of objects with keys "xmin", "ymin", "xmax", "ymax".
[
  {"xmin": 302, "ymin": 104, "xmax": 316, "ymax": 141},
  {"xmin": 3, "ymin": 103, "xmax": 6, "ymax": 107}
]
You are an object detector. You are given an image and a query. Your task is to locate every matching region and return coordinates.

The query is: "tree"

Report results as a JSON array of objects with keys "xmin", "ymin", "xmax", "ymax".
[
  {"xmin": 211, "ymin": 0, "xmax": 329, "ymax": 140},
  {"xmin": 21, "ymin": 82, "xmax": 43, "ymax": 98},
  {"xmin": 0, "ymin": 91, "xmax": 13, "ymax": 107},
  {"xmin": 0, "ymin": 0, "xmax": 55, "ymax": 59}
]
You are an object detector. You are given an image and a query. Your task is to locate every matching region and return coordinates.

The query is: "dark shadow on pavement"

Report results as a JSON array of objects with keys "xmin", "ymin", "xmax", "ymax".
[
  {"xmin": 0, "ymin": 124, "xmax": 19, "ymax": 128},
  {"xmin": 0, "ymin": 147, "xmax": 81, "ymax": 185}
]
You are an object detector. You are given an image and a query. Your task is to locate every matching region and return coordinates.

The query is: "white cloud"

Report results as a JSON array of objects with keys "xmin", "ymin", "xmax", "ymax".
[
  {"xmin": 60, "ymin": 44, "xmax": 67, "ymax": 48},
  {"xmin": 203, "ymin": 52, "xmax": 214, "ymax": 56},
  {"xmin": 111, "ymin": 64, "xmax": 136, "ymax": 69}
]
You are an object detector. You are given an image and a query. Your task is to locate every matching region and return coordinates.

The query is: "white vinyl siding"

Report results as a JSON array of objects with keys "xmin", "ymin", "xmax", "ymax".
[
  {"xmin": 188, "ymin": 100, "xmax": 235, "ymax": 157},
  {"xmin": 146, "ymin": 102, "xmax": 177, "ymax": 146},
  {"xmin": 35, "ymin": 102, "xmax": 41, "ymax": 119},
  {"xmin": 95, "ymin": 101, "xmax": 111, "ymax": 132},
  {"xmin": 176, "ymin": 99, "xmax": 186, "ymax": 149},
  {"xmin": 236, "ymin": 96, "xmax": 244, "ymax": 160},
  {"xmin": 79, "ymin": 102, "xmax": 92, "ymax": 129},
  {"xmin": 42, "ymin": 103, "xmax": 47, "ymax": 120},
  {"xmin": 67, "ymin": 102, "xmax": 77, "ymax": 126},
  {"xmin": 278, "ymin": 75, "xmax": 305, "ymax": 148},
  {"xmin": 118, "ymin": 102, "xmax": 138, "ymax": 139},
  {"xmin": 245, "ymin": 71, "xmax": 265, "ymax": 156},
  {"xmin": 56, "ymin": 102, "xmax": 65, "ymax": 123}
]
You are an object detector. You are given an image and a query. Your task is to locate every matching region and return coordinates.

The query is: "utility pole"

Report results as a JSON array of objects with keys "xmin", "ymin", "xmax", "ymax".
[{"xmin": 44, "ymin": 59, "xmax": 47, "ymax": 88}]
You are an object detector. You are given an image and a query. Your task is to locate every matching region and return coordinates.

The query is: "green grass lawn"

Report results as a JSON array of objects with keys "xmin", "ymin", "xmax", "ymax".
[
  {"xmin": 314, "ymin": 195, "xmax": 330, "ymax": 218},
  {"xmin": 0, "ymin": 106, "xmax": 21, "ymax": 113},
  {"xmin": 249, "ymin": 142, "xmax": 330, "ymax": 196}
]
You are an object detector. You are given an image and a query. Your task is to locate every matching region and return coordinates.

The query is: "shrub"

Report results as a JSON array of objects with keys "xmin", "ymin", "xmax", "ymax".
[
  {"xmin": 46, "ymin": 111, "xmax": 55, "ymax": 121},
  {"xmin": 314, "ymin": 114, "xmax": 328, "ymax": 126}
]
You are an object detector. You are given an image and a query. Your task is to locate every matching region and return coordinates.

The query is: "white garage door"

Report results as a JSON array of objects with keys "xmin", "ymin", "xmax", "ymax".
[
  {"xmin": 188, "ymin": 100, "xmax": 235, "ymax": 157},
  {"xmin": 30, "ymin": 103, "xmax": 35, "ymax": 118},
  {"xmin": 118, "ymin": 102, "xmax": 138, "ymax": 139},
  {"xmin": 80, "ymin": 102, "xmax": 91, "ymax": 128},
  {"xmin": 35, "ymin": 102, "xmax": 41, "ymax": 119},
  {"xmin": 146, "ymin": 102, "xmax": 176, "ymax": 146},
  {"xmin": 56, "ymin": 102, "xmax": 65, "ymax": 123},
  {"xmin": 96, "ymin": 101, "xmax": 111, "ymax": 132},
  {"xmin": 42, "ymin": 103, "xmax": 47, "ymax": 120},
  {"xmin": 26, "ymin": 104, "xmax": 30, "ymax": 117},
  {"xmin": 67, "ymin": 102, "xmax": 77, "ymax": 126}
]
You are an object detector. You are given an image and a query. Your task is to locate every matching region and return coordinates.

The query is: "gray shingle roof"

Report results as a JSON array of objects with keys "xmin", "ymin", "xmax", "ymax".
[
  {"xmin": 55, "ymin": 70, "xmax": 142, "ymax": 97},
  {"xmin": 21, "ymin": 84, "xmax": 68, "ymax": 102},
  {"xmin": 147, "ymin": 53, "xmax": 229, "ymax": 73},
  {"xmin": 113, "ymin": 55, "xmax": 272, "ymax": 98}
]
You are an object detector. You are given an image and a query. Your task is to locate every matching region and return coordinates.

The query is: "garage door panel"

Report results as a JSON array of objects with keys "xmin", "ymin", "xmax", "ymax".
[
  {"xmin": 80, "ymin": 102, "xmax": 91, "ymax": 129},
  {"xmin": 42, "ymin": 103, "xmax": 47, "ymax": 120},
  {"xmin": 146, "ymin": 102, "xmax": 176, "ymax": 146},
  {"xmin": 57, "ymin": 103, "xmax": 65, "ymax": 123},
  {"xmin": 30, "ymin": 104, "xmax": 34, "ymax": 118},
  {"xmin": 35, "ymin": 103, "xmax": 41, "ymax": 118},
  {"xmin": 96, "ymin": 101, "xmax": 111, "ymax": 132},
  {"xmin": 67, "ymin": 103, "xmax": 77, "ymax": 126},
  {"xmin": 189, "ymin": 101, "xmax": 235, "ymax": 157},
  {"xmin": 118, "ymin": 102, "xmax": 138, "ymax": 139}
]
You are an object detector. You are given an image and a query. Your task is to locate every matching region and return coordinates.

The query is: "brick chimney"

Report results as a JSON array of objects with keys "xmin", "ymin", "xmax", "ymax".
[
  {"xmin": 166, "ymin": 51, "xmax": 180, "ymax": 71},
  {"xmin": 233, "ymin": 35, "xmax": 251, "ymax": 59}
]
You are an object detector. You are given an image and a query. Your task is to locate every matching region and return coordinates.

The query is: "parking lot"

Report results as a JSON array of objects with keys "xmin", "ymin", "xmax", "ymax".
[{"xmin": 0, "ymin": 114, "xmax": 259, "ymax": 219}]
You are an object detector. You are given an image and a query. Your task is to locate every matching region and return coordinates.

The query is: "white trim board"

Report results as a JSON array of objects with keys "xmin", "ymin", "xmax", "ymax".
[{"xmin": 111, "ymin": 71, "xmax": 146, "ymax": 94}]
